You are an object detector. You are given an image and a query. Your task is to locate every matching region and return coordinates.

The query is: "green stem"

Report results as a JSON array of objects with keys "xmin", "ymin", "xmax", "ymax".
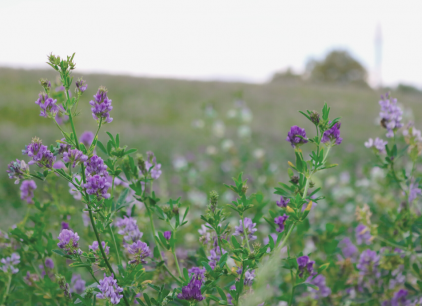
[
  {"xmin": 241, "ymin": 215, "xmax": 252, "ymax": 252},
  {"xmin": 2, "ymin": 273, "xmax": 12, "ymax": 305},
  {"xmin": 321, "ymin": 145, "xmax": 331, "ymax": 165},
  {"xmin": 88, "ymin": 268, "xmax": 99, "ymax": 284},
  {"xmin": 109, "ymin": 225, "xmax": 121, "ymax": 265},
  {"xmin": 289, "ymin": 272, "xmax": 296, "ymax": 306},
  {"xmin": 171, "ymin": 231, "xmax": 183, "ymax": 278},
  {"xmin": 277, "ymin": 222, "xmax": 297, "ymax": 251}
]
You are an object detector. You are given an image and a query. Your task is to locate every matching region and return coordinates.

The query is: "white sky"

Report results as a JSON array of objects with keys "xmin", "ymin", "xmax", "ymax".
[{"xmin": 1, "ymin": 0, "xmax": 422, "ymax": 87}]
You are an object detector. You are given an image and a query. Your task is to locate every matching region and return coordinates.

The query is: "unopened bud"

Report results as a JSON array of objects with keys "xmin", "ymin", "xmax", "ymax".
[
  {"xmin": 210, "ymin": 190, "xmax": 219, "ymax": 206},
  {"xmin": 241, "ymin": 184, "xmax": 248, "ymax": 194},
  {"xmin": 39, "ymin": 78, "xmax": 51, "ymax": 91},
  {"xmin": 137, "ymin": 154, "xmax": 146, "ymax": 174},
  {"xmin": 309, "ymin": 180, "xmax": 315, "ymax": 188},
  {"xmin": 310, "ymin": 111, "xmax": 320, "ymax": 124},
  {"xmin": 289, "ymin": 175, "xmax": 299, "ymax": 185}
]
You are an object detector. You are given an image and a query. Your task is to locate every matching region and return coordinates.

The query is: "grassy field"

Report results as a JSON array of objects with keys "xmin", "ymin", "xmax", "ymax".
[{"xmin": 1, "ymin": 67, "xmax": 421, "ymax": 226}]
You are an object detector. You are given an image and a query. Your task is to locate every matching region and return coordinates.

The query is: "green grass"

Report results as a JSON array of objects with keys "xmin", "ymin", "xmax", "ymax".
[{"xmin": 1, "ymin": 67, "xmax": 421, "ymax": 227}]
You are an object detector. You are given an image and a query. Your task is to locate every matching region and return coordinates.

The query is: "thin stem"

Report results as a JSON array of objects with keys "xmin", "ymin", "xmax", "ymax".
[
  {"xmin": 241, "ymin": 215, "xmax": 252, "ymax": 252},
  {"xmin": 289, "ymin": 271, "xmax": 296, "ymax": 306},
  {"xmin": 88, "ymin": 210, "xmax": 130, "ymax": 306},
  {"xmin": 109, "ymin": 225, "xmax": 121, "ymax": 265},
  {"xmin": 2, "ymin": 273, "xmax": 11, "ymax": 305},
  {"xmin": 321, "ymin": 145, "xmax": 332, "ymax": 165},
  {"xmin": 88, "ymin": 268, "xmax": 99, "ymax": 284},
  {"xmin": 302, "ymin": 177, "xmax": 310, "ymax": 200},
  {"xmin": 277, "ymin": 222, "xmax": 297, "ymax": 251},
  {"xmin": 171, "ymin": 231, "xmax": 183, "ymax": 278}
]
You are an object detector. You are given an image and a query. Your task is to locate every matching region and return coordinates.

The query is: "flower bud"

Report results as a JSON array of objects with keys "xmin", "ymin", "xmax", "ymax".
[
  {"xmin": 241, "ymin": 184, "xmax": 248, "ymax": 194},
  {"xmin": 310, "ymin": 110, "xmax": 320, "ymax": 124},
  {"xmin": 289, "ymin": 175, "xmax": 299, "ymax": 185},
  {"xmin": 309, "ymin": 180, "xmax": 315, "ymax": 188},
  {"xmin": 137, "ymin": 154, "xmax": 146, "ymax": 175},
  {"xmin": 39, "ymin": 78, "xmax": 51, "ymax": 92}
]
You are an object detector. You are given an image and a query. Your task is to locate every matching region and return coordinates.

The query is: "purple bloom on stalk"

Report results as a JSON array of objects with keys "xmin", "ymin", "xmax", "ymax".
[
  {"xmin": 83, "ymin": 174, "xmax": 111, "ymax": 199},
  {"xmin": 1, "ymin": 253, "xmax": 20, "ymax": 274},
  {"xmin": 57, "ymin": 229, "xmax": 81, "ymax": 255},
  {"xmin": 23, "ymin": 138, "xmax": 56, "ymax": 168},
  {"xmin": 263, "ymin": 233, "xmax": 278, "ymax": 253},
  {"xmin": 75, "ymin": 78, "xmax": 88, "ymax": 93},
  {"xmin": 145, "ymin": 151, "xmax": 162, "ymax": 180},
  {"xmin": 164, "ymin": 231, "xmax": 172, "ymax": 240},
  {"xmin": 274, "ymin": 214, "xmax": 289, "ymax": 233},
  {"xmin": 115, "ymin": 216, "xmax": 143, "ymax": 243},
  {"xmin": 84, "ymin": 155, "xmax": 108, "ymax": 177},
  {"xmin": 276, "ymin": 196, "xmax": 290, "ymax": 208},
  {"xmin": 61, "ymin": 222, "xmax": 69, "ymax": 230},
  {"xmin": 357, "ymin": 249, "xmax": 380, "ymax": 276},
  {"xmin": 89, "ymin": 241, "xmax": 110, "ymax": 255},
  {"xmin": 70, "ymin": 274, "xmax": 86, "ymax": 294},
  {"xmin": 63, "ymin": 149, "xmax": 88, "ymax": 168},
  {"xmin": 365, "ymin": 137, "xmax": 388, "ymax": 154},
  {"xmin": 379, "ymin": 93, "xmax": 403, "ymax": 138},
  {"xmin": 55, "ymin": 106, "xmax": 69, "ymax": 125},
  {"xmin": 297, "ymin": 255, "xmax": 315, "ymax": 278},
  {"xmin": 188, "ymin": 267, "xmax": 206, "ymax": 280},
  {"xmin": 391, "ymin": 289, "xmax": 410, "ymax": 306},
  {"xmin": 339, "ymin": 238, "xmax": 358, "ymax": 260},
  {"xmin": 97, "ymin": 273, "xmax": 123, "ymax": 305},
  {"xmin": 7, "ymin": 159, "xmax": 29, "ymax": 183},
  {"xmin": 321, "ymin": 122, "xmax": 342, "ymax": 145},
  {"xmin": 20, "ymin": 180, "xmax": 37, "ymax": 204},
  {"xmin": 286, "ymin": 125, "xmax": 308, "ymax": 148},
  {"xmin": 306, "ymin": 274, "xmax": 331, "ymax": 298},
  {"xmin": 127, "ymin": 240, "xmax": 151, "ymax": 265},
  {"xmin": 355, "ymin": 224, "xmax": 372, "ymax": 245},
  {"xmin": 53, "ymin": 161, "xmax": 66, "ymax": 170},
  {"xmin": 244, "ymin": 270, "xmax": 255, "ymax": 286},
  {"xmin": 80, "ymin": 131, "xmax": 94, "ymax": 148},
  {"xmin": 233, "ymin": 218, "xmax": 257, "ymax": 241},
  {"xmin": 58, "ymin": 139, "xmax": 72, "ymax": 155},
  {"xmin": 90, "ymin": 86, "xmax": 113, "ymax": 123},
  {"xmin": 177, "ymin": 277, "xmax": 204, "ymax": 301},
  {"xmin": 35, "ymin": 93, "xmax": 58, "ymax": 118},
  {"xmin": 45, "ymin": 258, "xmax": 54, "ymax": 269},
  {"xmin": 208, "ymin": 246, "xmax": 227, "ymax": 269},
  {"xmin": 409, "ymin": 182, "xmax": 421, "ymax": 204}
]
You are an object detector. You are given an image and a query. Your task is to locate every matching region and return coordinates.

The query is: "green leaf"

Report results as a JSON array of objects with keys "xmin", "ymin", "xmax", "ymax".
[
  {"xmin": 143, "ymin": 293, "xmax": 152, "ymax": 306},
  {"xmin": 294, "ymin": 282, "xmax": 319, "ymax": 291},
  {"xmin": 69, "ymin": 262, "xmax": 92, "ymax": 268},
  {"xmin": 216, "ymin": 287, "xmax": 227, "ymax": 301},
  {"xmin": 97, "ymin": 141, "xmax": 108, "ymax": 155},
  {"xmin": 124, "ymin": 148, "xmax": 137, "ymax": 155}
]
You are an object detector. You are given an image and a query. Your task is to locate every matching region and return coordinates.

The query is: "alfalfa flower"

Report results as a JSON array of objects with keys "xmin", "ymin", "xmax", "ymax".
[
  {"xmin": 234, "ymin": 218, "xmax": 257, "ymax": 241},
  {"xmin": 177, "ymin": 277, "xmax": 204, "ymax": 301},
  {"xmin": 286, "ymin": 125, "xmax": 308, "ymax": 148},
  {"xmin": 84, "ymin": 155, "xmax": 108, "ymax": 177},
  {"xmin": 6, "ymin": 159, "xmax": 29, "ymax": 183},
  {"xmin": 63, "ymin": 149, "xmax": 88, "ymax": 168},
  {"xmin": 1, "ymin": 253, "xmax": 20, "ymax": 274},
  {"xmin": 75, "ymin": 78, "xmax": 88, "ymax": 93},
  {"xmin": 89, "ymin": 241, "xmax": 110, "ymax": 255},
  {"xmin": 276, "ymin": 196, "xmax": 290, "ymax": 208},
  {"xmin": 274, "ymin": 214, "xmax": 289, "ymax": 233},
  {"xmin": 127, "ymin": 240, "xmax": 151, "ymax": 265},
  {"xmin": 82, "ymin": 174, "xmax": 111, "ymax": 199},
  {"xmin": 365, "ymin": 138, "xmax": 388, "ymax": 154},
  {"xmin": 96, "ymin": 273, "xmax": 123, "ymax": 305},
  {"xmin": 20, "ymin": 180, "xmax": 37, "ymax": 204},
  {"xmin": 321, "ymin": 122, "xmax": 343, "ymax": 145},
  {"xmin": 297, "ymin": 255, "xmax": 315, "ymax": 278},
  {"xmin": 379, "ymin": 93, "xmax": 403, "ymax": 138},
  {"xmin": 90, "ymin": 86, "xmax": 113, "ymax": 123},
  {"xmin": 57, "ymin": 229, "xmax": 82, "ymax": 255},
  {"xmin": 144, "ymin": 151, "xmax": 162, "ymax": 180},
  {"xmin": 23, "ymin": 137, "xmax": 56, "ymax": 168},
  {"xmin": 35, "ymin": 92, "xmax": 58, "ymax": 118},
  {"xmin": 115, "ymin": 216, "xmax": 143, "ymax": 243}
]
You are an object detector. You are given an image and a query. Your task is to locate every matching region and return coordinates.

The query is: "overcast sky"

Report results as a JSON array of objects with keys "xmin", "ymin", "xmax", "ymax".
[{"xmin": 1, "ymin": 0, "xmax": 422, "ymax": 87}]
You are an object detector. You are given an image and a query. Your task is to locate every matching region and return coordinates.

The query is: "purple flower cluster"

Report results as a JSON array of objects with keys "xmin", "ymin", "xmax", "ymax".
[
  {"xmin": 409, "ymin": 181, "xmax": 421, "ymax": 204},
  {"xmin": 379, "ymin": 93, "xmax": 403, "ymax": 138},
  {"xmin": 177, "ymin": 277, "xmax": 204, "ymax": 301},
  {"xmin": 63, "ymin": 149, "xmax": 88, "ymax": 168},
  {"xmin": 339, "ymin": 238, "xmax": 358, "ymax": 260},
  {"xmin": 164, "ymin": 231, "xmax": 172, "ymax": 240},
  {"xmin": 58, "ymin": 139, "xmax": 72, "ymax": 155},
  {"xmin": 306, "ymin": 274, "xmax": 331, "ymax": 299},
  {"xmin": 70, "ymin": 274, "xmax": 86, "ymax": 294},
  {"xmin": 286, "ymin": 125, "xmax": 308, "ymax": 147},
  {"xmin": 75, "ymin": 78, "xmax": 88, "ymax": 93},
  {"xmin": 276, "ymin": 196, "xmax": 290, "ymax": 208},
  {"xmin": 208, "ymin": 246, "xmax": 227, "ymax": 269},
  {"xmin": 234, "ymin": 218, "xmax": 258, "ymax": 241},
  {"xmin": 35, "ymin": 93, "xmax": 58, "ymax": 118},
  {"xmin": 7, "ymin": 159, "xmax": 29, "ymax": 183},
  {"xmin": 90, "ymin": 87, "xmax": 113, "ymax": 123},
  {"xmin": 357, "ymin": 249, "xmax": 380, "ymax": 276},
  {"xmin": 365, "ymin": 137, "xmax": 388, "ymax": 154},
  {"xmin": 355, "ymin": 224, "xmax": 372, "ymax": 245},
  {"xmin": 83, "ymin": 174, "xmax": 111, "ymax": 199},
  {"xmin": 1, "ymin": 253, "xmax": 20, "ymax": 274},
  {"xmin": 115, "ymin": 216, "xmax": 143, "ymax": 243},
  {"xmin": 244, "ymin": 269, "xmax": 255, "ymax": 286},
  {"xmin": 322, "ymin": 122, "xmax": 342, "ymax": 145},
  {"xmin": 23, "ymin": 138, "xmax": 56, "ymax": 168},
  {"xmin": 382, "ymin": 289, "xmax": 410, "ymax": 306},
  {"xmin": 127, "ymin": 240, "xmax": 151, "ymax": 265},
  {"xmin": 89, "ymin": 241, "xmax": 110, "ymax": 255},
  {"xmin": 84, "ymin": 155, "xmax": 108, "ymax": 176},
  {"xmin": 145, "ymin": 151, "xmax": 162, "ymax": 180},
  {"xmin": 57, "ymin": 229, "xmax": 81, "ymax": 255},
  {"xmin": 39, "ymin": 257, "xmax": 54, "ymax": 278},
  {"xmin": 97, "ymin": 273, "xmax": 123, "ymax": 305},
  {"xmin": 80, "ymin": 131, "xmax": 94, "ymax": 148},
  {"xmin": 297, "ymin": 255, "xmax": 315, "ymax": 278},
  {"xmin": 188, "ymin": 267, "xmax": 206, "ymax": 280},
  {"xmin": 20, "ymin": 180, "xmax": 37, "ymax": 204},
  {"xmin": 274, "ymin": 214, "xmax": 289, "ymax": 233}
]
